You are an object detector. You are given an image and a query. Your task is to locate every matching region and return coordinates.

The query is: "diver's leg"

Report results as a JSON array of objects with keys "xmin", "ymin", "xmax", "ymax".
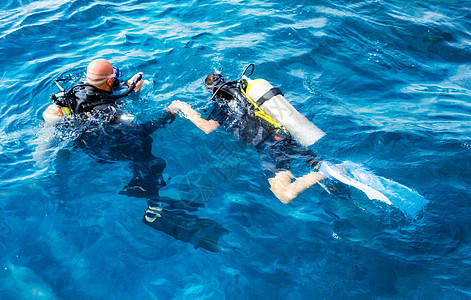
[
  {"xmin": 268, "ymin": 170, "xmax": 326, "ymax": 204},
  {"xmin": 142, "ymin": 200, "xmax": 229, "ymax": 252},
  {"xmin": 258, "ymin": 136, "xmax": 325, "ymax": 203},
  {"xmin": 113, "ymin": 121, "xmax": 168, "ymax": 199},
  {"xmin": 281, "ymin": 135, "xmax": 321, "ymax": 168},
  {"xmin": 140, "ymin": 111, "xmax": 175, "ymax": 135},
  {"xmin": 120, "ymin": 157, "xmax": 167, "ymax": 200}
]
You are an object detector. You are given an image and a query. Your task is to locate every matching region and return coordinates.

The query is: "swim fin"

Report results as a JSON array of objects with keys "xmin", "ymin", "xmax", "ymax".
[{"xmin": 319, "ymin": 161, "xmax": 392, "ymax": 205}]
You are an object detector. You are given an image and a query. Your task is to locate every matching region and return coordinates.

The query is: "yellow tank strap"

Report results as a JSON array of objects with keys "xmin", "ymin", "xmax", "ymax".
[{"xmin": 239, "ymin": 87, "xmax": 283, "ymax": 129}]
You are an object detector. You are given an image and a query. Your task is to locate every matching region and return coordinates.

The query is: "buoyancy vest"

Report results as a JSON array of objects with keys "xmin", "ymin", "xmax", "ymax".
[{"xmin": 57, "ymin": 83, "xmax": 116, "ymax": 114}]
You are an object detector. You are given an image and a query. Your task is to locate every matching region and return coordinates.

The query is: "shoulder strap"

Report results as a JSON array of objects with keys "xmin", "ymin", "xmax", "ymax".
[
  {"xmin": 238, "ymin": 85, "xmax": 283, "ymax": 129},
  {"xmin": 65, "ymin": 83, "xmax": 114, "ymax": 114},
  {"xmin": 255, "ymin": 87, "xmax": 283, "ymax": 106}
]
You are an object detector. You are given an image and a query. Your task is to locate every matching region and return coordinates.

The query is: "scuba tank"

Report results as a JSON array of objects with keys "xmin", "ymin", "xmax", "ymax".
[
  {"xmin": 238, "ymin": 65, "xmax": 325, "ymax": 147},
  {"xmin": 43, "ymin": 103, "xmax": 71, "ymax": 124},
  {"xmin": 43, "ymin": 80, "xmax": 71, "ymax": 124}
]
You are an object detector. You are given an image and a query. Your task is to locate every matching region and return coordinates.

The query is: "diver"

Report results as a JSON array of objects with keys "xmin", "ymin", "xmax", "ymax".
[
  {"xmin": 44, "ymin": 58, "xmax": 168, "ymax": 199},
  {"xmin": 40, "ymin": 59, "xmax": 228, "ymax": 252},
  {"xmin": 44, "ymin": 58, "xmax": 143, "ymax": 122},
  {"xmin": 167, "ymin": 65, "xmax": 393, "ymax": 205}
]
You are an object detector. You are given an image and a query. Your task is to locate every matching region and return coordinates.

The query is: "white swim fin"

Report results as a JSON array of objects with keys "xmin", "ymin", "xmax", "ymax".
[{"xmin": 319, "ymin": 162, "xmax": 392, "ymax": 205}]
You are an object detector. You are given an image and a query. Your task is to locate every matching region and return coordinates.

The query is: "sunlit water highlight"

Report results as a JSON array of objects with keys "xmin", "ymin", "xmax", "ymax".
[{"xmin": 1, "ymin": 0, "xmax": 471, "ymax": 298}]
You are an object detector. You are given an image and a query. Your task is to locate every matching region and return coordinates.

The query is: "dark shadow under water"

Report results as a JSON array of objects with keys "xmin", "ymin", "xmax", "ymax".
[{"xmin": 45, "ymin": 112, "xmax": 228, "ymax": 252}]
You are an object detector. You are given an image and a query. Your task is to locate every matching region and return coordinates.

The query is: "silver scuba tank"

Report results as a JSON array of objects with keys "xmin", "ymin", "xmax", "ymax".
[{"xmin": 243, "ymin": 77, "xmax": 325, "ymax": 147}]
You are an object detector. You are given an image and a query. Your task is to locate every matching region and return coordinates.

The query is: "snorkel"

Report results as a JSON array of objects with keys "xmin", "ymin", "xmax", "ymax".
[{"xmin": 109, "ymin": 73, "xmax": 142, "ymax": 100}]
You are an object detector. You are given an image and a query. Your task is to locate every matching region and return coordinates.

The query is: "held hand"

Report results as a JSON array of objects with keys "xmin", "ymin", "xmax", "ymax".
[
  {"xmin": 167, "ymin": 100, "xmax": 219, "ymax": 134},
  {"xmin": 128, "ymin": 72, "xmax": 144, "ymax": 92},
  {"xmin": 167, "ymin": 100, "xmax": 190, "ymax": 115}
]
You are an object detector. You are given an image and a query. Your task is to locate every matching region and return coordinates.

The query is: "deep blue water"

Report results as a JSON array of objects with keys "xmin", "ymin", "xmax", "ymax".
[{"xmin": 1, "ymin": 0, "xmax": 471, "ymax": 298}]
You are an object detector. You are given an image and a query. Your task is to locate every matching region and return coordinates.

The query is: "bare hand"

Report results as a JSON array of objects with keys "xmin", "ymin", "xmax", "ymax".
[
  {"xmin": 167, "ymin": 100, "xmax": 190, "ymax": 114},
  {"xmin": 128, "ymin": 72, "xmax": 144, "ymax": 92}
]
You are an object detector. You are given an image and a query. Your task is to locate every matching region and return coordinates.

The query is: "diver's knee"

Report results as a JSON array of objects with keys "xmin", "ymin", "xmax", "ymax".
[
  {"xmin": 149, "ymin": 156, "xmax": 166, "ymax": 169},
  {"xmin": 273, "ymin": 190, "xmax": 296, "ymax": 204},
  {"xmin": 269, "ymin": 179, "xmax": 297, "ymax": 204}
]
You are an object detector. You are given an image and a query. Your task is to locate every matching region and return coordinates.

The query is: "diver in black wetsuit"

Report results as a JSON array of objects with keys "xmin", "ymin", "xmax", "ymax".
[
  {"xmin": 42, "ymin": 59, "xmax": 228, "ymax": 252},
  {"xmin": 168, "ymin": 72, "xmax": 327, "ymax": 204}
]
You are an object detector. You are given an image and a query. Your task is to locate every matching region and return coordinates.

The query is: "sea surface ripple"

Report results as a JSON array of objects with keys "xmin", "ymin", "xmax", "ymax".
[{"xmin": 1, "ymin": 0, "xmax": 471, "ymax": 299}]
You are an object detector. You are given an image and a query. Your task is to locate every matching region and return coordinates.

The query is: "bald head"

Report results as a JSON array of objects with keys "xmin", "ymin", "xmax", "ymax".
[{"xmin": 86, "ymin": 59, "xmax": 114, "ymax": 89}]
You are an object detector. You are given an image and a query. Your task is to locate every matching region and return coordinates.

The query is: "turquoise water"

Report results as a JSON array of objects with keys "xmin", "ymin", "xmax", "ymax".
[{"xmin": 1, "ymin": 0, "xmax": 471, "ymax": 298}]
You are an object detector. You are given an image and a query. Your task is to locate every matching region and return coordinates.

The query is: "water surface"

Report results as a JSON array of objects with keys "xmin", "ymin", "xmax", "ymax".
[{"xmin": 1, "ymin": 0, "xmax": 471, "ymax": 298}]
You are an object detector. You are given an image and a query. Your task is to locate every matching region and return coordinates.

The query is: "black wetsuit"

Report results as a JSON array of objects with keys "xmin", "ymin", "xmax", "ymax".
[
  {"xmin": 58, "ymin": 80, "xmax": 227, "ymax": 252},
  {"xmin": 207, "ymin": 83, "xmax": 320, "ymax": 177},
  {"xmin": 61, "ymin": 82, "xmax": 119, "ymax": 115},
  {"xmin": 56, "ymin": 80, "xmax": 171, "ymax": 198}
]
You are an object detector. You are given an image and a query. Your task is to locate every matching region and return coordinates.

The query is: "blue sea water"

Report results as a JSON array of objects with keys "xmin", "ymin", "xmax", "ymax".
[{"xmin": 1, "ymin": 0, "xmax": 471, "ymax": 298}]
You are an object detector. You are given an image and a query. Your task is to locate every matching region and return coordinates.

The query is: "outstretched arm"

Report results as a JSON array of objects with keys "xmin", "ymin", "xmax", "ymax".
[{"xmin": 167, "ymin": 100, "xmax": 220, "ymax": 134}]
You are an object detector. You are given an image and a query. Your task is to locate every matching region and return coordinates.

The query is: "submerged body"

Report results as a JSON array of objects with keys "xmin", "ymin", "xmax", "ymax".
[
  {"xmin": 168, "ymin": 73, "xmax": 327, "ymax": 203},
  {"xmin": 37, "ymin": 59, "xmax": 228, "ymax": 252},
  {"xmin": 168, "ymin": 71, "xmax": 406, "ymax": 206},
  {"xmin": 205, "ymin": 82, "xmax": 320, "ymax": 177}
]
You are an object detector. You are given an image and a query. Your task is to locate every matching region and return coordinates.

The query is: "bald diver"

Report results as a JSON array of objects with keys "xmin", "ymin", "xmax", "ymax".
[{"xmin": 38, "ymin": 58, "xmax": 228, "ymax": 251}]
